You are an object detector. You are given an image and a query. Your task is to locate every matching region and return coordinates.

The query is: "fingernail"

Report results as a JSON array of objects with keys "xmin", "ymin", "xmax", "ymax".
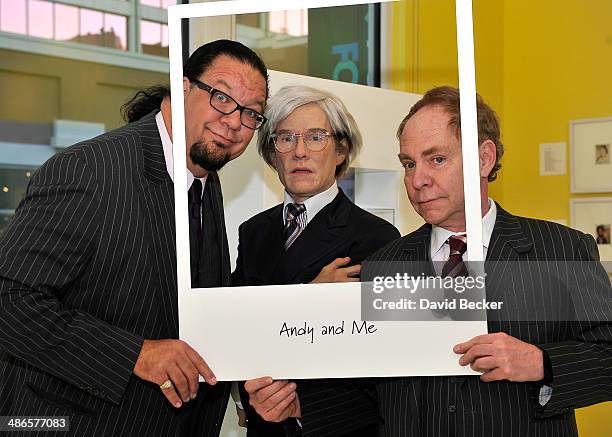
[
  {"xmin": 289, "ymin": 383, "xmax": 297, "ymax": 390},
  {"xmin": 210, "ymin": 377, "xmax": 217, "ymax": 385},
  {"xmin": 175, "ymin": 401, "xmax": 182, "ymax": 408},
  {"xmin": 191, "ymin": 393, "xmax": 197, "ymax": 400}
]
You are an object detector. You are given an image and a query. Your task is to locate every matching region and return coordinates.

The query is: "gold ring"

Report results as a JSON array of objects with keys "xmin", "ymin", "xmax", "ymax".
[{"xmin": 159, "ymin": 379, "xmax": 173, "ymax": 390}]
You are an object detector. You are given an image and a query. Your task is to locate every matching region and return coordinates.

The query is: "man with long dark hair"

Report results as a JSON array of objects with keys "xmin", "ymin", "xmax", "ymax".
[{"xmin": 0, "ymin": 39, "xmax": 268, "ymax": 436}]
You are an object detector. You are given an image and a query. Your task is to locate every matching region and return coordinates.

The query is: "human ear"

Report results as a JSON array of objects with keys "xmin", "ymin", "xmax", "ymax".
[
  {"xmin": 335, "ymin": 141, "xmax": 348, "ymax": 166},
  {"xmin": 479, "ymin": 139, "xmax": 496, "ymax": 178}
]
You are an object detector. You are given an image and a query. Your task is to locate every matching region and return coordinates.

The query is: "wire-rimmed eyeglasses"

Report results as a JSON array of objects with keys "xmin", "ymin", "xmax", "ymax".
[{"xmin": 271, "ymin": 129, "xmax": 335, "ymax": 153}]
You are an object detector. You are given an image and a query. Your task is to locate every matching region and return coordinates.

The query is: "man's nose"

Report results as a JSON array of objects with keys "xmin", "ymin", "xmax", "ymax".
[
  {"xmin": 411, "ymin": 163, "xmax": 431, "ymax": 189},
  {"xmin": 293, "ymin": 136, "xmax": 309, "ymax": 159},
  {"xmin": 220, "ymin": 109, "xmax": 242, "ymax": 130}
]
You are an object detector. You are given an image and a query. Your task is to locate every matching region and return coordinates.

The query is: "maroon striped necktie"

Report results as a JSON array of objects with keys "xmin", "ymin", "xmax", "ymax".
[{"xmin": 441, "ymin": 235, "xmax": 469, "ymax": 277}]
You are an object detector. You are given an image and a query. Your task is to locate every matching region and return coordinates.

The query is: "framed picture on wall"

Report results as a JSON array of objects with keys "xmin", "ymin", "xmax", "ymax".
[
  {"xmin": 570, "ymin": 117, "xmax": 612, "ymax": 192},
  {"xmin": 570, "ymin": 197, "xmax": 612, "ymax": 273}
]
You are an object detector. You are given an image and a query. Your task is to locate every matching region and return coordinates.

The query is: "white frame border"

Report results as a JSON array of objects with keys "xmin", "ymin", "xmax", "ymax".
[
  {"xmin": 570, "ymin": 196, "xmax": 612, "ymax": 226},
  {"xmin": 570, "ymin": 117, "xmax": 612, "ymax": 193},
  {"xmin": 570, "ymin": 197, "xmax": 612, "ymax": 272}
]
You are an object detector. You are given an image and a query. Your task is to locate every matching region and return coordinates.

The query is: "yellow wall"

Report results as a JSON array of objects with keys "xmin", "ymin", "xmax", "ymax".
[
  {"xmin": 501, "ymin": 0, "xmax": 612, "ymax": 218},
  {"xmin": 388, "ymin": 0, "xmax": 612, "ymax": 435},
  {"xmin": 0, "ymin": 49, "xmax": 168, "ymax": 130}
]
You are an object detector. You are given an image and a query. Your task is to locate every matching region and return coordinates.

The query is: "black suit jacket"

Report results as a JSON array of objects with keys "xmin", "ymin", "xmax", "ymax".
[
  {"xmin": 232, "ymin": 190, "xmax": 400, "ymax": 437},
  {"xmin": 370, "ymin": 204, "xmax": 612, "ymax": 437},
  {"xmin": 0, "ymin": 112, "xmax": 231, "ymax": 436}
]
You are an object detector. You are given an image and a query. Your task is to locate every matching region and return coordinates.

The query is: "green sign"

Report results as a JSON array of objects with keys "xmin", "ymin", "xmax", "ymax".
[{"xmin": 308, "ymin": 5, "xmax": 375, "ymax": 86}]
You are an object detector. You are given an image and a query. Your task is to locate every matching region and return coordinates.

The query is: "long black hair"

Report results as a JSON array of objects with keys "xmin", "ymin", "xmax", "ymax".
[{"xmin": 121, "ymin": 39, "xmax": 269, "ymax": 123}]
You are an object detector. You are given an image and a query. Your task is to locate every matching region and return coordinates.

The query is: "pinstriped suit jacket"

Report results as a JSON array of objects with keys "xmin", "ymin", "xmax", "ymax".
[
  {"xmin": 370, "ymin": 204, "xmax": 612, "ymax": 437},
  {"xmin": 0, "ymin": 112, "xmax": 231, "ymax": 436}
]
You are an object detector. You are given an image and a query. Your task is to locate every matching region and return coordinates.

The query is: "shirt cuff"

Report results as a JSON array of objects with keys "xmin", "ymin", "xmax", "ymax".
[
  {"xmin": 537, "ymin": 347, "xmax": 554, "ymax": 406},
  {"xmin": 539, "ymin": 347, "xmax": 554, "ymax": 384}
]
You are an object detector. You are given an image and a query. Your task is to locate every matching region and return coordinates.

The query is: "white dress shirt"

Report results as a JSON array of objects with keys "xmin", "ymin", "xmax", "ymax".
[
  {"xmin": 430, "ymin": 199, "xmax": 497, "ymax": 263},
  {"xmin": 156, "ymin": 111, "xmax": 207, "ymax": 190}
]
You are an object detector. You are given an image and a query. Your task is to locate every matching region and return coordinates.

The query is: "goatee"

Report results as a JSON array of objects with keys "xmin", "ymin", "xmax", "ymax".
[{"xmin": 189, "ymin": 141, "xmax": 230, "ymax": 172}]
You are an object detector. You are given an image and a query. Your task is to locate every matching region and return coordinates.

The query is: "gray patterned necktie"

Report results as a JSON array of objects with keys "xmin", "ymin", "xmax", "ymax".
[{"xmin": 284, "ymin": 203, "xmax": 306, "ymax": 250}]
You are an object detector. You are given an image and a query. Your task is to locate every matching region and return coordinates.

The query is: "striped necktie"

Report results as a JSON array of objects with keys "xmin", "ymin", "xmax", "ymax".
[
  {"xmin": 284, "ymin": 203, "xmax": 306, "ymax": 250},
  {"xmin": 441, "ymin": 235, "xmax": 468, "ymax": 277}
]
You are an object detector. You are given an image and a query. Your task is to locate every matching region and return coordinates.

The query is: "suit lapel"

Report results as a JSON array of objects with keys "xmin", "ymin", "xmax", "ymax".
[
  {"xmin": 206, "ymin": 171, "xmax": 231, "ymax": 287},
  {"xmin": 132, "ymin": 111, "xmax": 179, "ymax": 334},
  {"xmin": 398, "ymin": 224, "xmax": 436, "ymax": 277},
  {"xmin": 485, "ymin": 204, "xmax": 534, "ymax": 308},
  {"xmin": 400, "ymin": 224, "xmax": 432, "ymax": 262},
  {"xmin": 487, "ymin": 203, "xmax": 533, "ymax": 261},
  {"xmin": 282, "ymin": 191, "xmax": 351, "ymax": 278},
  {"xmin": 362, "ymin": 224, "xmax": 432, "ymax": 282},
  {"xmin": 250, "ymin": 205, "xmax": 285, "ymax": 283}
]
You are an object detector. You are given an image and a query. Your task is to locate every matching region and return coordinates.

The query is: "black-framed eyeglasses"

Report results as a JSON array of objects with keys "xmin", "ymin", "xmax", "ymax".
[
  {"xmin": 188, "ymin": 78, "xmax": 267, "ymax": 130},
  {"xmin": 271, "ymin": 129, "xmax": 334, "ymax": 153}
]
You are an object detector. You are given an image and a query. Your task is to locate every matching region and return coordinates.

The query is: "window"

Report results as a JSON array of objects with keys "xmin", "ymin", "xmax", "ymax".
[
  {"xmin": 0, "ymin": 0, "xmax": 26, "ymax": 35},
  {"xmin": 235, "ymin": 4, "xmax": 380, "ymax": 86},
  {"xmin": 0, "ymin": 0, "xmax": 175, "ymax": 59},
  {"xmin": 0, "ymin": 168, "xmax": 34, "ymax": 235},
  {"xmin": 268, "ymin": 10, "xmax": 308, "ymax": 37},
  {"xmin": 140, "ymin": 0, "xmax": 174, "ymax": 8},
  {"xmin": 141, "ymin": 20, "xmax": 168, "ymax": 57}
]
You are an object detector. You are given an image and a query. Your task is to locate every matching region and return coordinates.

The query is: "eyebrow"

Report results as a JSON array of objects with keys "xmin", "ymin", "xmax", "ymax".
[
  {"xmin": 212, "ymin": 79, "xmax": 265, "ymax": 111},
  {"xmin": 397, "ymin": 153, "xmax": 412, "ymax": 161},
  {"xmin": 214, "ymin": 78, "xmax": 233, "ymax": 91},
  {"xmin": 398, "ymin": 146, "xmax": 446, "ymax": 162},
  {"xmin": 421, "ymin": 146, "xmax": 444, "ymax": 157},
  {"xmin": 275, "ymin": 128, "xmax": 328, "ymax": 133}
]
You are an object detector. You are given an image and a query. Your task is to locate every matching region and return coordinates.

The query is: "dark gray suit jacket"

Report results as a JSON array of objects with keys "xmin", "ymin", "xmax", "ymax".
[
  {"xmin": 233, "ymin": 190, "xmax": 401, "ymax": 437},
  {"xmin": 0, "ymin": 112, "xmax": 231, "ymax": 436},
  {"xmin": 370, "ymin": 204, "xmax": 612, "ymax": 437}
]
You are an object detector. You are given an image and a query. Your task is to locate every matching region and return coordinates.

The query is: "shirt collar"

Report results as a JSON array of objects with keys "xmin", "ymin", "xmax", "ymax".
[
  {"xmin": 282, "ymin": 182, "xmax": 339, "ymax": 225},
  {"xmin": 430, "ymin": 199, "xmax": 497, "ymax": 255},
  {"xmin": 156, "ymin": 111, "xmax": 206, "ymax": 189}
]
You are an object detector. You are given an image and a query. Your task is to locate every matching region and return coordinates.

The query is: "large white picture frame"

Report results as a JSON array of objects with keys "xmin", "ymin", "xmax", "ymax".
[{"xmin": 167, "ymin": 0, "xmax": 486, "ymax": 380}]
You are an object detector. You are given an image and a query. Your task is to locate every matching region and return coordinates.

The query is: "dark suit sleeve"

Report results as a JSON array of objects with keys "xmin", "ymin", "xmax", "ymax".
[
  {"xmin": 352, "ymin": 221, "xmax": 402, "ymax": 265},
  {"xmin": 0, "ymin": 152, "xmax": 144, "ymax": 405},
  {"xmin": 536, "ymin": 233, "xmax": 612, "ymax": 417},
  {"xmin": 297, "ymin": 220, "xmax": 401, "ymax": 436},
  {"xmin": 231, "ymin": 222, "xmax": 247, "ymax": 287}
]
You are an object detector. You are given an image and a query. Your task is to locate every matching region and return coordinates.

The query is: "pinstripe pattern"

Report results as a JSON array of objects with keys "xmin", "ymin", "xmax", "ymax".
[
  {"xmin": 0, "ymin": 112, "xmax": 230, "ymax": 436},
  {"xmin": 371, "ymin": 204, "xmax": 612, "ymax": 437},
  {"xmin": 233, "ymin": 190, "xmax": 401, "ymax": 437}
]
